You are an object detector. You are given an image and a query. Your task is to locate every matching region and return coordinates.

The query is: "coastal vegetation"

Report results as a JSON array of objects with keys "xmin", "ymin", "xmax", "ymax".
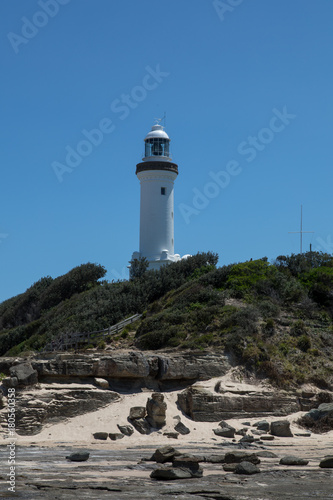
[{"xmin": 0, "ymin": 251, "xmax": 333, "ymax": 388}]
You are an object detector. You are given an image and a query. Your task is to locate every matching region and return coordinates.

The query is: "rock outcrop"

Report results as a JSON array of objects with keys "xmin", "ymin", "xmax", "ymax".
[
  {"xmin": 146, "ymin": 393, "xmax": 167, "ymax": 428},
  {"xmin": 0, "ymin": 351, "xmax": 229, "ymax": 384},
  {"xmin": 177, "ymin": 386, "xmax": 300, "ymax": 421},
  {"xmin": 1, "ymin": 385, "xmax": 120, "ymax": 435}
]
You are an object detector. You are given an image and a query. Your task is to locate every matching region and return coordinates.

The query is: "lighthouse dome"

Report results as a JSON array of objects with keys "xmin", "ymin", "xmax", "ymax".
[
  {"xmin": 144, "ymin": 124, "xmax": 170, "ymax": 140},
  {"xmin": 143, "ymin": 123, "xmax": 171, "ymax": 161}
]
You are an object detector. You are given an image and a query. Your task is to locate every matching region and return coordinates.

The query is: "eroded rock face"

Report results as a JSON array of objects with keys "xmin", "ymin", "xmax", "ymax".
[
  {"xmin": 11, "ymin": 351, "xmax": 230, "ymax": 384},
  {"xmin": 146, "ymin": 393, "xmax": 167, "ymax": 428},
  {"xmin": 2, "ymin": 387, "xmax": 120, "ymax": 435},
  {"xmin": 177, "ymin": 386, "xmax": 300, "ymax": 421}
]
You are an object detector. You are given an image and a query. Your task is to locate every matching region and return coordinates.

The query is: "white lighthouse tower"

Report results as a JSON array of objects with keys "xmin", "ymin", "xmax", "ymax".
[{"xmin": 131, "ymin": 121, "xmax": 181, "ymax": 271}]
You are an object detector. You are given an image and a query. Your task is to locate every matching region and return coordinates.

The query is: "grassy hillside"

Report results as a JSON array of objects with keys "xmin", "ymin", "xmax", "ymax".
[{"xmin": 1, "ymin": 251, "xmax": 333, "ymax": 389}]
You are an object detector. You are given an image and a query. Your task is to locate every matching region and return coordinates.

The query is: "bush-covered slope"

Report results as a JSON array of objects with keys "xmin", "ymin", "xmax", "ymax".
[
  {"xmin": 0, "ymin": 253, "xmax": 218, "ymax": 356},
  {"xmin": 133, "ymin": 252, "xmax": 333, "ymax": 388},
  {"xmin": 1, "ymin": 251, "xmax": 333, "ymax": 389}
]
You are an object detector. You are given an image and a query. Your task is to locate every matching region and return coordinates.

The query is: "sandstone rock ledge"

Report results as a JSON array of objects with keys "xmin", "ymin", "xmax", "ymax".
[
  {"xmin": 177, "ymin": 386, "xmax": 300, "ymax": 421},
  {"xmin": 1, "ymin": 384, "xmax": 121, "ymax": 435},
  {"xmin": 0, "ymin": 351, "xmax": 231, "ymax": 385}
]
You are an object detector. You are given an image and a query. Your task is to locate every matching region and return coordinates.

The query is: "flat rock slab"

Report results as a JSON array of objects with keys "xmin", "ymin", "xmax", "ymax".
[{"xmin": 3, "ymin": 445, "xmax": 333, "ymax": 499}]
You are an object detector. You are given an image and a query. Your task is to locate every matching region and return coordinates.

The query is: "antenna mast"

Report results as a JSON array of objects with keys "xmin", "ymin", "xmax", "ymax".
[{"xmin": 288, "ymin": 205, "xmax": 314, "ymax": 254}]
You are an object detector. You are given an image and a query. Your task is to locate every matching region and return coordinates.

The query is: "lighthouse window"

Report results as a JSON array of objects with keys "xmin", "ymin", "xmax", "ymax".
[
  {"xmin": 161, "ymin": 187, "xmax": 166, "ymax": 195},
  {"xmin": 145, "ymin": 138, "xmax": 169, "ymax": 157}
]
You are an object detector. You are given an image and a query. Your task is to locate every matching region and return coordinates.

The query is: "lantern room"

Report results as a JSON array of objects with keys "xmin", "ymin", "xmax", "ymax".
[{"xmin": 143, "ymin": 124, "xmax": 171, "ymax": 161}]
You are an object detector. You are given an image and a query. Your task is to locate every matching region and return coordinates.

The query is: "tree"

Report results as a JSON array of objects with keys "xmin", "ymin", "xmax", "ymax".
[{"xmin": 129, "ymin": 256, "xmax": 149, "ymax": 280}]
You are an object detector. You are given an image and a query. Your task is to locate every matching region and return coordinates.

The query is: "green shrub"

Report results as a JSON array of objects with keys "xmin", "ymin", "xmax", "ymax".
[
  {"xmin": 290, "ymin": 320, "xmax": 308, "ymax": 336},
  {"xmin": 219, "ymin": 306, "xmax": 258, "ymax": 336},
  {"xmin": 258, "ymin": 300, "xmax": 280, "ymax": 319},
  {"xmin": 297, "ymin": 335, "xmax": 311, "ymax": 352},
  {"xmin": 262, "ymin": 318, "xmax": 275, "ymax": 336}
]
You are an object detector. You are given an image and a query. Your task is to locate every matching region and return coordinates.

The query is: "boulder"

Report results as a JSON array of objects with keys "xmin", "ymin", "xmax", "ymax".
[
  {"xmin": 174, "ymin": 421, "xmax": 190, "ymax": 435},
  {"xmin": 205, "ymin": 454, "xmax": 225, "ymax": 463},
  {"xmin": 93, "ymin": 432, "xmax": 108, "ymax": 440},
  {"xmin": 150, "ymin": 466, "xmax": 196, "ymax": 480},
  {"xmin": 174, "ymin": 453, "xmax": 203, "ymax": 463},
  {"xmin": 172, "ymin": 456, "xmax": 203, "ymax": 477},
  {"xmin": 306, "ymin": 403, "xmax": 333, "ymax": 421},
  {"xmin": 150, "ymin": 446, "xmax": 182, "ymax": 463},
  {"xmin": 66, "ymin": 451, "xmax": 90, "ymax": 461},
  {"xmin": 224, "ymin": 452, "xmax": 260, "ymax": 465},
  {"xmin": 270, "ymin": 420, "xmax": 293, "ymax": 437},
  {"xmin": 213, "ymin": 427, "xmax": 235, "ymax": 438},
  {"xmin": 130, "ymin": 418, "xmax": 150, "ymax": 435},
  {"xmin": 260, "ymin": 435, "xmax": 275, "ymax": 441},
  {"xmin": 319, "ymin": 456, "xmax": 333, "ymax": 468},
  {"xmin": 256, "ymin": 451, "xmax": 278, "ymax": 458},
  {"xmin": 235, "ymin": 461, "xmax": 260, "ymax": 475},
  {"xmin": 163, "ymin": 432, "xmax": 179, "ymax": 439},
  {"xmin": 2, "ymin": 377, "xmax": 18, "ymax": 389},
  {"xmin": 223, "ymin": 463, "xmax": 237, "ymax": 472},
  {"xmin": 280, "ymin": 456, "xmax": 309, "ymax": 466},
  {"xmin": 9, "ymin": 363, "xmax": 38, "ymax": 386},
  {"xmin": 235, "ymin": 428, "xmax": 248, "ymax": 436},
  {"xmin": 94, "ymin": 378, "xmax": 109, "ymax": 389},
  {"xmin": 117, "ymin": 424, "xmax": 134, "ymax": 436},
  {"xmin": 251, "ymin": 429, "xmax": 265, "ymax": 435},
  {"xmin": 239, "ymin": 435, "xmax": 255, "ymax": 444},
  {"xmin": 218, "ymin": 421, "xmax": 236, "ymax": 437},
  {"xmin": 254, "ymin": 419, "xmax": 270, "ymax": 432},
  {"xmin": 108, "ymin": 433, "xmax": 124, "ymax": 441},
  {"xmin": 129, "ymin": 406, "xmax": 146, "ymax": 419},
  {"xmin": 146, "ymin": 393, "xmax": 167, "ymax": 428}
]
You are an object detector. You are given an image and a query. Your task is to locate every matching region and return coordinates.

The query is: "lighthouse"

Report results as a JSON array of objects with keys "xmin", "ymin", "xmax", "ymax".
[{"xmin": 131, "ymin": 121, "xmax": 181, "ymax": 271}]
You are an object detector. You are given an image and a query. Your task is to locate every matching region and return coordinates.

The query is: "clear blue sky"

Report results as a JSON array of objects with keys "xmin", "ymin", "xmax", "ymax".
[{"xmin": 1, "ymin": 0, "xmax": 333, "ymax": 303}]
